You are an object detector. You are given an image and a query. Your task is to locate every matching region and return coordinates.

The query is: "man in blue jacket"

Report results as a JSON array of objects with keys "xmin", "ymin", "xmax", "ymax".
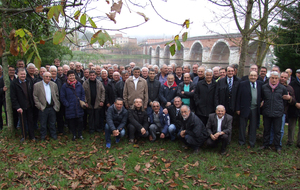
[
  {"xmin": 148, "ymin": 101, "xmax": 174, "ymax": 142},
  {"xmin": 105, "ymin": 98, "xmax": 128, "ymax": 148}
]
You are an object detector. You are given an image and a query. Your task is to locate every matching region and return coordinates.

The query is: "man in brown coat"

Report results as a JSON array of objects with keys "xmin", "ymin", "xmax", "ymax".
[
  {"xmin": 123, "ymin": 67, "xmax": 148, "ymax": 109},
  {"xmin": 33, "ymin": 72, "xmax": 60, "ymax": 141},
  {"xmin": 82, "ymin": 70, "xmax": 105, "ymax": 133}
]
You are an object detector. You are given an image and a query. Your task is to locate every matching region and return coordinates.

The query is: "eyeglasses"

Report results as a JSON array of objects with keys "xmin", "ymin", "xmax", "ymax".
[
  {"xmin": 153, "ymin": 105, "xmax": 159, "ymax": 107},
  {"xmin": 44, "ymin": 76, "xmax": 51, "ymax": 78}
]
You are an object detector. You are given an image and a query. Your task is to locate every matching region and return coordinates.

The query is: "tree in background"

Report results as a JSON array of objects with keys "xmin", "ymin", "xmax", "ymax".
[{"xmin": 273, "ymin": 2, "xmax": 300, "ymax": 75}]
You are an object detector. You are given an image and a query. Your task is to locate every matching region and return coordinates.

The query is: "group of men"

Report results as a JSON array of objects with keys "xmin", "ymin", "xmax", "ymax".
[{"xmin": 1, "ymin": 60, "xmax": 300, "ymax": 155}]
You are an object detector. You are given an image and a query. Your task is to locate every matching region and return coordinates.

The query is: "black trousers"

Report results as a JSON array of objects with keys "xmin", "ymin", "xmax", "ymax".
[
  {"xmin": 19, "ymin": 107, "xmax": 35, "ymax": 140},
  {"xmin": 239, "ymin": 108, "xmax": 258, "ymax": 147},
  {"xmin": 198, "ymin": 115, "xmax": 208, "ymax": 126},
  {"xmin": 87, "ymin": 108, "xmax": 100, "ymax": 133},
  {"xmin": 263, "ymin": 116, "xmax": 282, "ymax": 150},
  {"xmin": 56, "ymin": 105, "xmax": 65, "ymax": 134},
  {"xmin": 127, "ymin": 123, "xmax": 149, "ymax": 140},
  {"xmin": 68, "ymin": 117, "xmax": 83, "ymax": 137},
  {"xmin": 206, "ymin": 134, "xmax": 229, "ymax": 151}
]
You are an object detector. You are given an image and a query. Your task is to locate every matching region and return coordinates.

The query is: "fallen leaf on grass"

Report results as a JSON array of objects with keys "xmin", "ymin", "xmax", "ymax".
[
  {"xmin": 165, "ymin": 163, "xmax": 171, "ymax": 168},
  {"xmin": 182, "ymin": 185, "xmax": 189, "ymax": 189},
  {"xmin": 244, "ymin": 171, "xmax": 250, "ymax": 177},
  {"xmin": 145, "ymin": 162, "xmax": 151, "ymax": 168},
  {"xmin": 108, "ymin": 185, "xmax": 117, "ymax": 190},
  {"xmin": 134, "ymin": 164, "xmax": 140, "ymax": 172},
  {"xmin": 235, "ymin": 173, "xmax": 240, "ymax": 177},
  {"xmin": 161, "ymin": 158, "xmax": 167, "ymax": 162},
  {"xmin": 268, "ymin": 181, "xmax": 278, "ymax": 185},
  {"xmin": 209, "ymin": 166, "xmax": 217, "ymax": 171},
  {"xmin": 155, "ymin": 179, "xmax": 164, "ymax": 184},
  {"xmin": 169, "ymin": 183, "xmax": 179, "ymax": 188},
  {"xmin": 133, "ymin": 144, "xmax": 139, "ymax": 148},
  {"xmin": 71, "ymin": 181, "xmax": 79, "ymax": 189},
  {"xmin": 174, "ymin": 172, "xmax": 179, "ymax": 178},
  {"xmin": 211, "ymin": 182, "xmax": 221, "ymax": 186}
]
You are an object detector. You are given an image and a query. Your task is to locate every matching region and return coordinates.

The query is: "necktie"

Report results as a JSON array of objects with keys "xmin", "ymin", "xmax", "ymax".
[
  {"xmin": 176, "ymin": 109, "xmax": 180, "ymax": 116},
  {"xmin": 252, "ymin": 82, "xmax": 255, "ymax": 89},
  {"xmin": 228, "ymin": 78, "xmax": 232, "ymax": 92}
]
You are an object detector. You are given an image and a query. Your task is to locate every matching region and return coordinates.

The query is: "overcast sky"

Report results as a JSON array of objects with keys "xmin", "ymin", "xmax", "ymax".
[{"xmin": 84, "ymin": 0, "xmax": 238, "ymax": 39}]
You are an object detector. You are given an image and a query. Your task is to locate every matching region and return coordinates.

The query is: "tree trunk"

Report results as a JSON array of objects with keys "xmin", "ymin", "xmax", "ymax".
[
  {"xmin": 2, "ymin": 56, "xmax": 14, "ymax": 135},
  {"xmin": 237, "ymin": 0, "xmax": 254, "ymax": 77}
]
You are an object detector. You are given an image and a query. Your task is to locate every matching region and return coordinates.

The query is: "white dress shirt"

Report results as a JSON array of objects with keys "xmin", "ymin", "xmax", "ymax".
[
  {"xmin": 133, "ymin": 76, "xmax": 139, "ymax": 90},
  {"xmin": 217, "ymin": 115, "xmax": 224, "ymax": 132},
  {"xmin": 43, "ymin": 80, "xmax": 52, "ymax": 104}
]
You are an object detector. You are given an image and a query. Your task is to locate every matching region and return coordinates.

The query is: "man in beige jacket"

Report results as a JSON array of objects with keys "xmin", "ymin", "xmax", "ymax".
[
  {"xmin": 33, "ymin": 72, "xmax": 60, "ymax": 141},
  {"xmin": 123, "ymin": 67, "xmax": 148, "ymax": 109}
]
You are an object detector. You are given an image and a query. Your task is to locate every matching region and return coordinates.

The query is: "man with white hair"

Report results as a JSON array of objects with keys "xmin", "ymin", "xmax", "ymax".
[
  {"xmin": 26, "ymin": 63, "xmax": 37, "ymax": 83},
  {"xmin": 260, "ymin": 71, "xmax": 290, "ymax": 154},
  {"xmin": 212, "ymin": 66, "xmax": 220, "ymax": 81},
  {"xmin": 190, "ymin": 63, "xmax": 199, "ymax": 80},
  {"xmin": 69, "ymin": 62, "xmax": 75, "ymax": 70},
  {"xmin": 35, "ymin": 67, "xmax": 47, "ymax": 83},
  {"xmin": 61, "ymin": 64, "xmax": 70, "ymax": 83},
  {"xmin": 75, "ymin": 62, "xmax": 84, "ymax": 79},
  {"xmin": 33, "ymin": 72, "xmax": 60, "ymax": 141},
  {"xmin": 129, "ymin": 62, "xmax": 136, "ymax": 69},
  {"xmin": 192, "ymin": 66, "xmax": 206, "ymax": 85},
  {"xmin": 141, "ymin": 67, "xmax": 149, "ymax": 80},
  {"xmin": 285, "ymin": 68, "xmax": 296, "ymax": 84},
  {"xmin": 153, "ymin": 65, "xmax": 159, "ymax": 75},
  {"xmin": 206, "ymin": 105, "xmax": 232, "ymax": 155}
]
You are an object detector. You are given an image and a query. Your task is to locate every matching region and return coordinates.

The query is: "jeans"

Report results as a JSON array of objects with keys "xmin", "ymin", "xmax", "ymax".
[
  {"xmin": 168, "ymin": 124, "xmax": 177, "ymax": 141},
  {"xmin": 105, "ymin": 123, "xmax": 125, "ymax": 143},
  {"xmin": 270, "ymin": 114, "xmax": 285, "ymax": 146}
]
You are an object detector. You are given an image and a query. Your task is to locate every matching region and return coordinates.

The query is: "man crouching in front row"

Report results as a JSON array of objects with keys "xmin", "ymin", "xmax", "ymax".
[{"xmin": 178, "ymin": 105, "xmax": 208, "ymax": 154}]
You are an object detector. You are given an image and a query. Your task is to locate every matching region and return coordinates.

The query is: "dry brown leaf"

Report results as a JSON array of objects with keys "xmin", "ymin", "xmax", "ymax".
[
  {"xmin": 134, "ymin": 164, "xmax": 140, "ymax": 172},
  {"xmin": 106, "ymin": 12, "xmax": 116, "ymax": 24},
  {"xmin": 209, "ymin": 166, "xmax": 216, "ymax": 171},
  {"xmin": 145, "ymin": 162, "xmax": 151, "ymax": 168},
  {"xmin": 165, "ymin": 163, "xmax": 171, "ymax": 168},
  {"xmin": 35, "ymin": 5, "xmax": 43, "ymax": 12},
  {"xmin": 71, "ymin": 181, "xmax": 79, "ymax": 189},
  {"xmin": 244, "ymin": 171, "xmax": 250, "ymax": 177},
  {"xmin": 161, "ymin": 158, "xmax": 167, "ymax": 162},
  {"xmin": 165, "ymin": 179, "xmax": 174, "ymax": 185},
  {"xmin": 211, "ymin": 182, "xmax": 221, "ymax": 186},
  {"xmin": 174, "ymin": 172, "xmax": 179, "ymax": 179},
  {"xmin": 182, "ymin": 185, "xmax": 189, "ymax": 189},
  {"xmin": 108, "ymin": 185, "xmax": 117, "ymax": 190},
  {"xmin": 235, "ymin": 173, "xmax": 240, "ymax": 177},
  {"xmin": 169, "ymin": 183, "xmax": 179, "ymax": 188},
  {"xmin": 111, "ymin": 0, "xmax": 123, "ymax": 14}
]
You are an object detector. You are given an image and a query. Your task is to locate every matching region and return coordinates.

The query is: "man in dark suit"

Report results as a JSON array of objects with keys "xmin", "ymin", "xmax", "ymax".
[
  {"xmin": 166, "ymin": 96, "xmax": 184, "ymax": 141},
  {"xmin": 33, "ymin": 72, "xmax": 60, "ymax": 141},
  {"xmin": 259, "ymin": 66, "xmax": 268, "ymax": 83},
  {"xmin": 215, "ymin": 65, "xmax": 240, "ymax": 116},
  {"xmin": 206, "ymin": 105, "xmax": 232, "ymax": 155},
  {"xmin": 11, "ymin": 68, "xmax": 35, "ymax": 142},
  {"xmin": 236, "ymin": 71, "xmax": 263, "ymax": 148}
]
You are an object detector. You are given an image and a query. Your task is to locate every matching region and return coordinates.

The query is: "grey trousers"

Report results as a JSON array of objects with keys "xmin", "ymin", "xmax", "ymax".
[{"xmin": 239, "ymin": 108, "xmax": 258, "ymax": 147}]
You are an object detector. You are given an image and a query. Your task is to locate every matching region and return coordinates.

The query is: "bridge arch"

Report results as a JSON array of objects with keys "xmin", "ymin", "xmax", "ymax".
[
  {"xmin": 210, "ymin": 39, "xmax": 230, "ymax": 63},
  {"xmin": 155, "ymin": 46, "xmax": 160, "ymax": 58},
  {"xmin": 148, "ymin": 46, "xmax": 153, "ymax": 56},
  {"xmin": 164, "ymin": 45, "xmax": 170, "ymax": 59},
  {"xmin": 189, "ymin": 40, "xmax": 203, "ymax": 61}
]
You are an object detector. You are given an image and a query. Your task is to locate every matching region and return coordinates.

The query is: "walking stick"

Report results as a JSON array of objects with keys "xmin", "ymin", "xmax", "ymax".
[{"xmin": 20, "ymin": 112, "xmax": 25, "ymax": 141}]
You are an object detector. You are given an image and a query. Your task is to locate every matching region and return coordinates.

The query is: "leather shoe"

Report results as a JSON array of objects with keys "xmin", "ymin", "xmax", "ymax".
[{"xmin": 220, "ymin": 149, "xmax": 227, "ymax": 155}]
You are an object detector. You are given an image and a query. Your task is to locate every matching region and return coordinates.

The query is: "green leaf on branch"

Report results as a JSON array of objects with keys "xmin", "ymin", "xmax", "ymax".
[
  {"xmin": 74, "ymin": 10, "xmax": 80, "ymax": 20},
  {"xmin": 88, "ymin": 17, "xmax": 97, "ymax": 28},
  {"xmin": 170, "ymin": 44, "xmax": 176, "ymax": 56},
  {"xmin": 26, "ymin": 51, "xmax": 34, "ymax": 64},
  {"xmin": 53, "ymin": 29, "xmax": 66, "ymax": 45},
  {"xmin": 175, "ymin": 39, "xmax": 181, "ymax": 51},
  {"xmin": 23, "ymin": 29, "xmax": 33, "ymax": 37},
  {"xmin": 34, "ymin": 56, "xmax": 41, "ymax": 68},
  {"xmin": 80, "ymin": 14, "xmax": 87, "ymax": 26},
  {"xmin": 48, "ymin": 6, "xmax": 55, "ymax": 19},
  {"xmin": 15, "ymin": 29, "xmax": 25, "ymax": 38},
  {"xmin": 182, "ymin": 32, "xmax": 188, "ymax": 42},
  {"xmin": 53, "ymin": 6, "xmax": 60, "ymax": 22},
  {"xmin": 57, "ymin": 5, "xmax": 64, "ymax": 16}
]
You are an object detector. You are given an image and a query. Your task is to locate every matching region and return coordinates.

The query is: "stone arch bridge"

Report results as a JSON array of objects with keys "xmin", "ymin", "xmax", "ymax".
[{"xmin": 141, "ymin": 33, "xmax": 273, "ymax": 69}]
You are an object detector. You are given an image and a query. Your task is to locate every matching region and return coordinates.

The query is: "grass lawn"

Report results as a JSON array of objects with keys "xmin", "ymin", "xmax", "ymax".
[{"xmin": 0, "ymin": 120, "xmax": 299, "ymax": 189}]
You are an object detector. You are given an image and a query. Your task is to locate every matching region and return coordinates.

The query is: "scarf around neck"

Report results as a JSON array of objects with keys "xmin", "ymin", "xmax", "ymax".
[
  {"xmin": 67, "ymin": 79, "xmax": 77, "ymax": 89},
  {"xmin": 269, "ymin": 80, "xmax": 279, "ymax": 92}
]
